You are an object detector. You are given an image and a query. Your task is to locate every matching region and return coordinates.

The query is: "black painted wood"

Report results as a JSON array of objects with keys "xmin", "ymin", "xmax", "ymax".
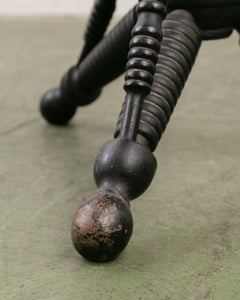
[
  {"xmin": 78, "ymin": 0, "xmax": 116, "ymax": 63},
  {"xmin": 116, "ymin": 9, "xmax": 202, "ymax": 151},
  {"xmin": 40, "ymin": 8, "xmax": 136, "ymax": 124},
  {"xmin": 40, "ymin": 0, "xmax": 240, "ymax": 262},
  {"xmin": 119, "ymin": 0, "xmax": 167, "ymax": 141}
]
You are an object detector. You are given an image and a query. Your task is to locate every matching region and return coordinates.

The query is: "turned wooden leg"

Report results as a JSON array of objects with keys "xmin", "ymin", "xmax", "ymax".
[
  {"xmin": 116, "ymin": 9, "xmax": 202, "ymax": 151},
  {"xmin": 71, "ymin": 0, "xmax": 168, "ymax": 262},
  {"xmin": 40, "ymin": 3, "xmax": 137, "ymax": 125},
  {"xmin": 77, "ymin": 0, "xmax": 116, "ymax": 63},
  {"xmin": 71, "ymin": 7, "xmax": 203, "ymax": 262}
]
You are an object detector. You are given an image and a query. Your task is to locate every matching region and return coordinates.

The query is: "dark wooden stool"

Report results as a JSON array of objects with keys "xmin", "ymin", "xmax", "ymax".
[{"xmin": 40, "ymin": 0, "xmax": 240, "ymax": 262}]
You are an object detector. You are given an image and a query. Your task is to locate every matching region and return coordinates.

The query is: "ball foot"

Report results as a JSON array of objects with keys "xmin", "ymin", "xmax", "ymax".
[
  {"xmin": 71, "ymin": 188, "xmax": 133, "ymax": 262},
  {"xmin": 40, "ymin": 88, "xmax": 76, "ymax": 125}
]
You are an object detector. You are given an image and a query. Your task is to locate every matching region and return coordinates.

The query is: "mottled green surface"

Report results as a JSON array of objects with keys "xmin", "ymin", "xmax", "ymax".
[{"xmin": 0, "ymin": 17, "xmax": 240, "ymax": 300}]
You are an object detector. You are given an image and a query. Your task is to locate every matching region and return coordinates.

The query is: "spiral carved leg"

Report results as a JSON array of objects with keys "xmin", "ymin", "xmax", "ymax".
[{"xmin": 115, "ymin": 9, "xmax": 202, "ymax": 151}]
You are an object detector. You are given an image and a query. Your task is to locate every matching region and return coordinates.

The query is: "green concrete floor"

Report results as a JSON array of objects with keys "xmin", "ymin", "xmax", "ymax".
[{"xmin": 0, "ymin": 17, "xmax": 240, "ymax": 300}]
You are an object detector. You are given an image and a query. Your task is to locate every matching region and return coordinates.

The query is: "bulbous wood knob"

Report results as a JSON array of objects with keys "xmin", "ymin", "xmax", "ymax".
[
  {"xmin": 40, "ymin": 88, "xmax": 76, "ymax": 125},
  {"xmin": 71, "ymin": 188, "xmax": 133, "ymax": 262}
]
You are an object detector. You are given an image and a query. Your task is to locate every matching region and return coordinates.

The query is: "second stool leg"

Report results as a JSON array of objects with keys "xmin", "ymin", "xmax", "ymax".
[
  {"xmin": 116, "ymin": 9, "xmax": 202, "ymax": 151},
  {"xmin": 40, "ymin": 5, "xmax": 137, "ymax": 125}
]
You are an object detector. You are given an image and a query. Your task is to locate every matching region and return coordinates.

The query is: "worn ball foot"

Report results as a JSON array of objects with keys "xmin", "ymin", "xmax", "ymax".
[
  {"xmin": 71, "ymin": 188, "xmax": 133, "ymax": 262},
  {"xmin": 40, "ymin": 88, "xmax": 76, "ymax": 125}
]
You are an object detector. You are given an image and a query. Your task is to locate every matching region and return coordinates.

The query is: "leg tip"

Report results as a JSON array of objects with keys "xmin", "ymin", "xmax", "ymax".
[
  {"xmin": 71, "ymin": 188, "xmax": 133, "ymax": 262},
  {"xmin": 40, "ymin": 88, "xmax": 76, "ymax": 125}
]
